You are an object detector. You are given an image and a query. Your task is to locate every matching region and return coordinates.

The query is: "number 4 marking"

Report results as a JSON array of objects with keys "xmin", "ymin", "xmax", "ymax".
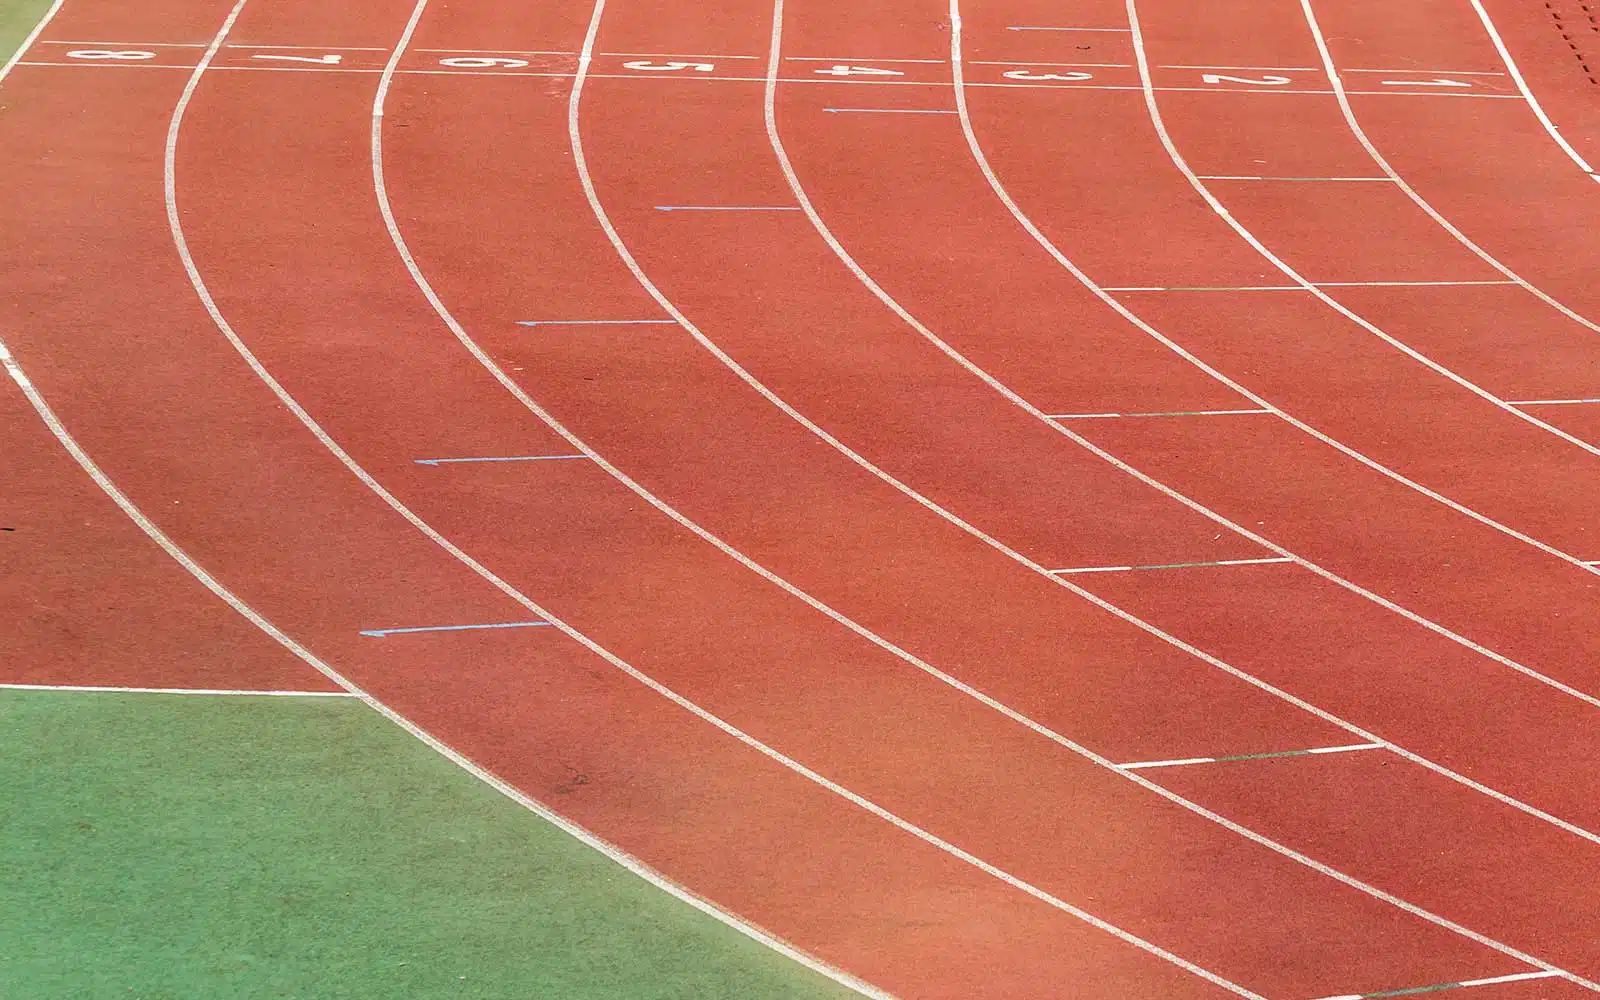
[
  {"xmin": 1201, "ymin": 73, "xmax": 1291, "ymax": 86},
  {"xmin": 813, "ymin": 64, "xmax": 904, "ymax": 77},
  {"xmin": 252, "ymin": 53, "xmax": 343, "ymax": 65}
]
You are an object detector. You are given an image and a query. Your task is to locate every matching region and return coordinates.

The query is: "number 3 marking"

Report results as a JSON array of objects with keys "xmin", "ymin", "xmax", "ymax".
[
  {"xmin": 1003, "ymin": 69, "xmax": 1093, "ymax": 82},
  {"xmin": 66, "ymin": 49, "xmax": 155, "ymax": 60},
  {"xmin": 621, "ymin": 60, "xmax": 714, "ymax": 72}
]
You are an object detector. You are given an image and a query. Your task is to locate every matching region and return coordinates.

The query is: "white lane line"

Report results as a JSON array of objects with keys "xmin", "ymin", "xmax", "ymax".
[
  {"xmin": 1123, "ymin": 0, "xmax": 1600, "ymax": 574},
  {"xmin": 1119, "ymin": 742, "xmax": 1385, "ymax": 770},
  {"xmin": 1047, "ymin": 408, "xmax": 1274, "ymax": 417},
  {"xmin": 1161, "ymin": 64, "xmax": 1318, "ymax": 72},
  {"xmin": 1008, "ymin": 26, "xmax": 1132, "ymax": 32},
  {"xmin": 768, "ymin": 1, "xmax": 1600, "ymax": 982},
  {"xmin": 144, "ymin": 6, "xmax": 898, "ymax": 996},
  {"xmin": 1312, "ymin": 968, "xmax": 1562, "ymax": 1000},
  {"xmin": 656, "ymin": 205, "xmax": 802, "ymax": 212},
  {"xmin": 1102, "ymin": 285, "xmax": 1302, "ymax": 292},
  {"xmin": 823, "ymin": 107, "xmax": 957, "ymax": 114},
  {"xmin": 359, "ymin": 621, "xmax": 552, "ymax": 638},
  {"xmin": 380, "ymin": 2, "xmax": 1257, "ymax": 994},
  {"xmin": 1469, "ymin": 0, "xmax": 1599, "ymax": 176},
  {"xmin": 943, "ymin": 0, "xmax": 1600, "ymax": 749},
  {"xmin": 413, "ymin": 454, "xmax": 590, "ymax": 465},
  {"xmin": 517, "ymin": 318, "xmax": 675, "ymax": 327},
  {"xmin": 1296, "ymin": 0, "xmax": 1600, "ymax": 453},
  {"xmin": 1197, "ymin": 175, "xmax": 1392, "ymax": 182},
  {"xmin": 1049, "ymin": 557, "xmax": 1294, "ymax": 574},
  {"xmin": 1340, "ymin": 67, "xmax": 1507, "ymax": 76},
  {"xmin": 38, "ymin": 39, "xmax": 210, "ymax": 47},
  {"xmin": 229, "ymin": 43, "xmax": 391, "ymax": 50},
  {"xmin": 0, "ymin": 683, "xmax": 356, "ymax": 696},
  {"xmin": 1315, "ymin": 280, "xmax": 1517, "ymax": 287},
  {"xmin": 1507, "ymin": 398, "xmax": 1600, "ymax": 406},
  {"xmin": 787, "ymin": 56, "xmax": 948, "ymax": 64}
]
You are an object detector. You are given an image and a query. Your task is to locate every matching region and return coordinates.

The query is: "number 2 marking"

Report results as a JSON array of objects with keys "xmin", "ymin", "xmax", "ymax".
[
  {"xmin": 621, "ymin": 60, "xmax": 714, "ymax": 72},
  {"xmin": 66, "ymin": 49, "xmax": 155, "ymax": 60},
  {"xmin": 1003, "ymin": 69, "xmax": 1093, "ymax": 82},
  {"xmin": 1201, "ymin": 73, "xmax": 1291, "ymax": 86},
  {"xmin": 251, "ymin": 53, "xmax": 343, "ymax": 65},
  {"xmin": 813, "ymin": 64, "xmax": 904, "ymax": 77}
]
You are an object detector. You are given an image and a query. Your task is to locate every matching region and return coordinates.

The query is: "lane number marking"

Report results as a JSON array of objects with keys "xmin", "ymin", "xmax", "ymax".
[
  {"xmin": 439, "ymin": 56, "xmax": 531, "ymax": 68},
  {"xmin": 1003, "ymin": 69, "xmax": 1094, "ymax": 81},
  {"xmin": 251, "ymin": 52, "xmax": 343, "ymax": 65},
  {"xmin": 1378, "ymin": 77, "xmax": 1471, "ymax": 88},
  {"xmin": 813, "ymin": 64, "xmax": 905, "ymax": 77},
  {"xmin": 1201, "ymin": 72, "xmax": 1292, "ymax": 86},
  {"xmin": 66, "ymin": 49, "xmax": 156, "ymax": 60},
  {"xmin": 621, "ymin": 60, "xmax": 715, "ymax": 72}
]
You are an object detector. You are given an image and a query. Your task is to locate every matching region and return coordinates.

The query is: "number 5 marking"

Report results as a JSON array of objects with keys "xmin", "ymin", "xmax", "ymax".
[
  {"xmin": 1003, "ymin": 69, "xmax": 1093, "ymax": 82},
  {"xmin": 1201, "ymin": 73, "xmax": 1291, "ymax": 86},
  {"xmin": 621, "ymin": 60, "xmax": 714, "ymax": 72}
]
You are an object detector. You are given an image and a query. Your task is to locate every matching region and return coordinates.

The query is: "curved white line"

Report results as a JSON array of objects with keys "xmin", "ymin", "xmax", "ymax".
[
  {"xmin": 1468, "ymin": 0, "xmax": 1600, "ymax": 179},
  {"xmin": 152, "ymin": 4, "xmax": 895, "ymax": 997},
  {"xmin": 527, "ymin": 0, "xmax": 1599, "ymax": 987},
  {"xmin": 843, "ymin": 1, "xmax": 1600, "ymax": 728},
  {"xmin": 0, "ymin": 2, "xmax": 892, "ymax": 995},
  {"xmin": 1296, "ymin": 0, "xmax": 1600, "ymax": 405},
  {"xmin": 339, "ymin": 0, "xmax": 1600, "ymax": 985},
  {"xmin": 1121, "ymin": 0, "xmax": 1600, "ymax": 548}
]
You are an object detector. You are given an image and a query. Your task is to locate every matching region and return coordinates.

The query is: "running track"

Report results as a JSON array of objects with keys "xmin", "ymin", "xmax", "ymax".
[{"xmin": 3, "ymin": 0, "xmax": 1599, "ymax": 996}]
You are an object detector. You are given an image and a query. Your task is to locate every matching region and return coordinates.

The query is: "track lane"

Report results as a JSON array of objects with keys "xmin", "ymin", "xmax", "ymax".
[
  {"xmin": 942, "ymin": 0, "xmax": 1600, "ymax": 707},
  {"xmin": 371, "ymin": 0, "xmax": 1600, "ymax": 992},
  {"xmin": 0, "ymin": 2, "xmax": 1281, "ymax": 996},
  {"xmin": 751, "ymin": 0, "xmax": 1600, "ymax": 837},
  {"xmin": 1475, "ymin": 0, "xmax": 1600, "ymax": 182},
  {"xmin": 140, "ymin": 0, "xmax": 1536, "ymax": 992}
]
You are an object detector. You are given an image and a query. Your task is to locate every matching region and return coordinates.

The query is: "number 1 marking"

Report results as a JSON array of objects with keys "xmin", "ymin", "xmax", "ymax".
[
  {"xmin": 251, "ymin": 53, "xmax": 343, "ymax": 65},
  {"xmin": 1378, "ymin": 77, "xmax": 1470, "ymax": 88}
]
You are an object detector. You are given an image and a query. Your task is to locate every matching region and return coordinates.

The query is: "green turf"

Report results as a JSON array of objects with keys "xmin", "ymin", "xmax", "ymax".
[
  {"xmin": 0, "ymin": 690, "xmax": 861, "ymax": 999},
  {"xmin": 0, "ymin": 0, "xmax": 53, "ymax": 65}
]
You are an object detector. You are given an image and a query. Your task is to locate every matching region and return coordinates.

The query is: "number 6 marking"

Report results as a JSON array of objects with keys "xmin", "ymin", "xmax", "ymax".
[
  {"xmin": 621, "ymin": 60, "xmax": 714, "ymax": 72},
  {"xmin": 67, "ymin": 49, "xmax": 155, "ymax": 60},
  {"xmin": 440, "ymin": 57, "xmax": 530, "ymax": 69},
  {"xmin": 1003, "ymin": 69, "xmax": 1093, "ymax": 82}
]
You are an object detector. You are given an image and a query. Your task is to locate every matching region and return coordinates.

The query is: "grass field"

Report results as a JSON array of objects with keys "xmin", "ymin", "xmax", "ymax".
[
  {"xmin": 0, "ymin": 5, "xmax": 856, "ymax": 995},
  {"xmin": 1, "ymin": 691, "xmax": 856, "ymax": 999}
]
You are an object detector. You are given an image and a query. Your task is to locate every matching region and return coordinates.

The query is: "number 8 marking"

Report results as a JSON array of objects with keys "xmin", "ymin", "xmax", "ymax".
[{"xmin": 67, "ymin": 49, "xmax": 156, "ymax": 61}]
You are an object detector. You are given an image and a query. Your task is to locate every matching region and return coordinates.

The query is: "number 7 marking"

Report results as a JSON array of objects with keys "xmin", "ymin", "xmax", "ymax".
[{"xmin": 251, "ymin": 53, "xmax": 343, "ymax": 65}]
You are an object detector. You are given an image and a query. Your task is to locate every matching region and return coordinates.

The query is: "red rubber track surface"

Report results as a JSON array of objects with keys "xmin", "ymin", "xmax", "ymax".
[{"xmin": 3, "ymin": 0, "xmax": 1599, "ymax": 996}]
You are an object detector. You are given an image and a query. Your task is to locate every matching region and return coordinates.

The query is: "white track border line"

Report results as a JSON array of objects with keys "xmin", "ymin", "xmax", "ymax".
[
  {"xmin": 0, "ymin": 3, "xmax": 900, "ymax": 996},
  {"xmin": 1468, "ymin": 0, "xmax": 1600, "ymax": 181},
  {"xmin": 357, "ymin": 0, "xmax": 1598, "ymax": 989},
  {"xmin": 0, "ymin": 682, "xmax": 355, "ymax": 696},
  {"xmin": 1121, "ymin": 0, "xmax": 1600, "ymax": 512},
  {"xmin": 1300, "ymin": 0, "xmax": 1600, "ymax": 355}
]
